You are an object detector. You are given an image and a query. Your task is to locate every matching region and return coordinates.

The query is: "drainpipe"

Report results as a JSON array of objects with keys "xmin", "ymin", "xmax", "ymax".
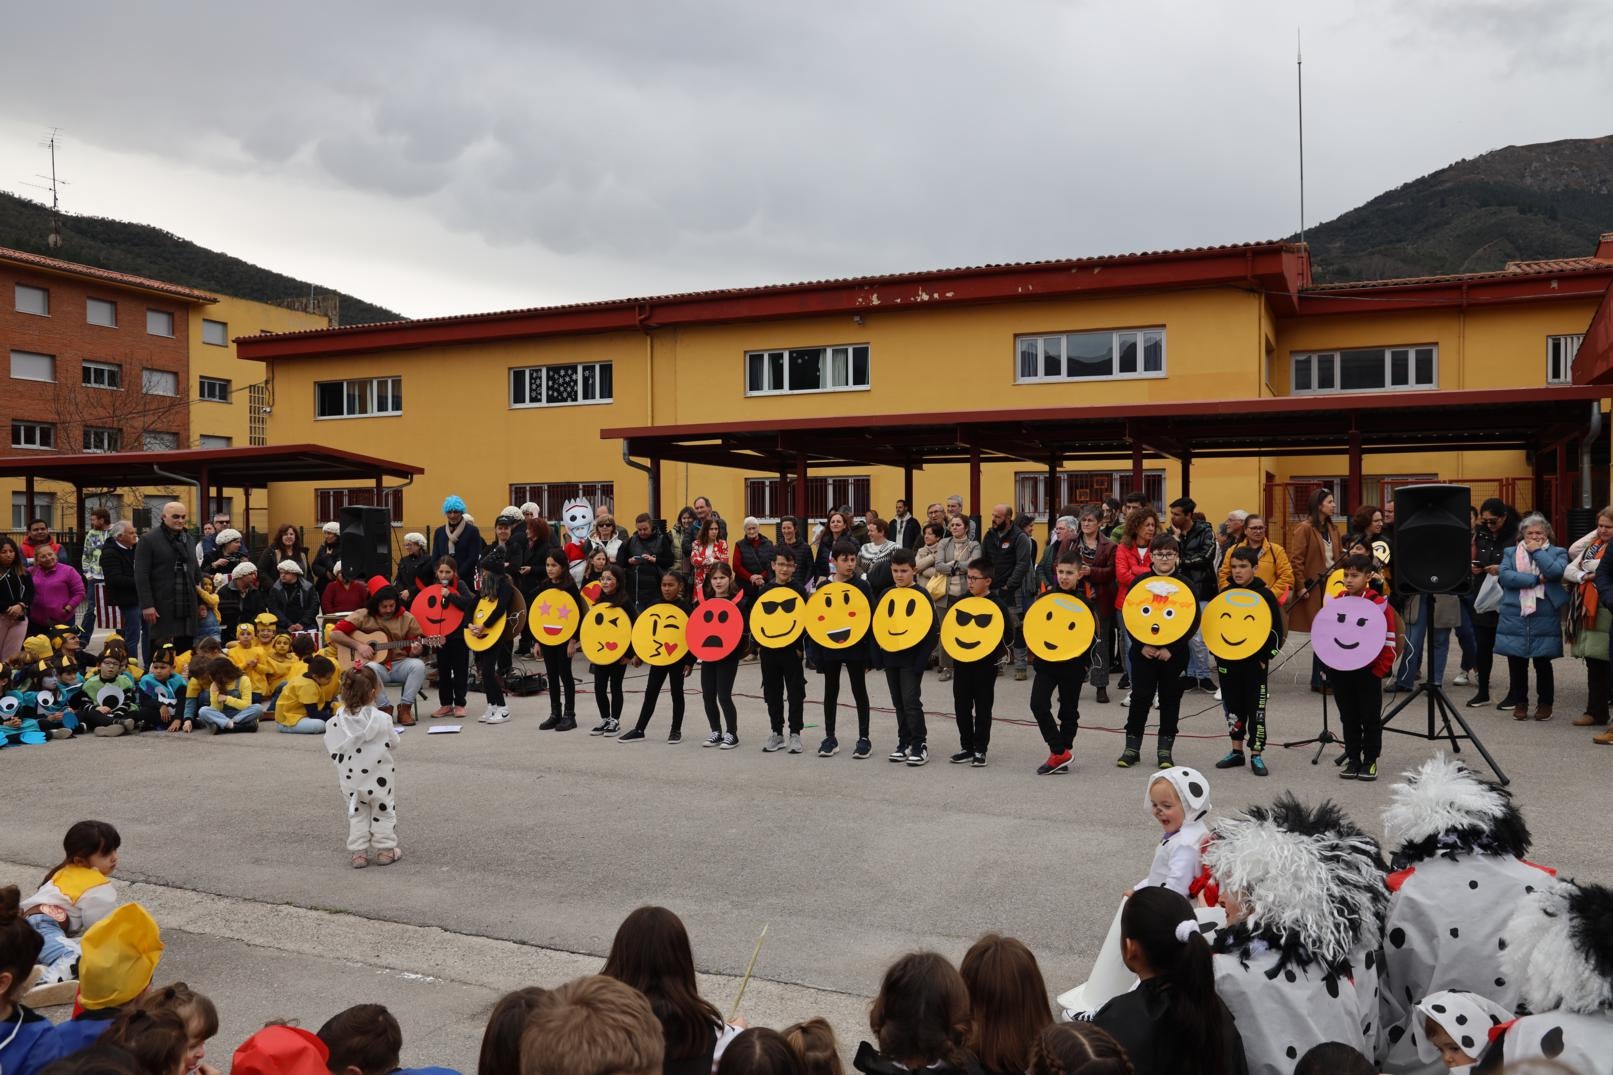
[
  {"xmin": 1582, "ymin": 401, "xmax": 1602, "ymax": 509},
  {"xmin": 622, "ymin": 442, "xmax": 657, "ymax": 519}
]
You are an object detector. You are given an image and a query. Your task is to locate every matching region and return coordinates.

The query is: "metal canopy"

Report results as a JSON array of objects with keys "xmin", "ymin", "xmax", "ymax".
[{"xmin": 0, "ymin": 444, "xmax": 422, "ymax": 489}]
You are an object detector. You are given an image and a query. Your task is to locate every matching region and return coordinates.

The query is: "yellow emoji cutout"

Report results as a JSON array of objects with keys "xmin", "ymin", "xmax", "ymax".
[
  {"xmin": 1121, "ymin": 577, "xmax": 1196, "ymax": 646},
  {"xmin": 1201, "ymin": 587, "xmax": 1274, "ymax": 662},
  {"xmin": 804, "ymin": 582, "xmax": 871, "ymax": 650},
  {"xmin": 872, "ymin": 586, "xmax": 934, "ymax": 653},
  {"xmin": 529, "ymin": 589, "xmax": 581, "ymax": 646},
  {"xmin": 750, "ymin": 587, "xmax": 806, "ymax": 649},
  {"xmin": 1021, "ymin": 592, "xmax": 1095, "ymax": 662},
  {"xmin": 463, "ymin": 597, "xmax": 507, "ymax": 652},
  {"xmin": 580, "ymin": 604, "xmax": 633, "ymax": 662},
  {"xmin": 632, "ymin": 602, "xmax": 689, "ymax": 665},
  {"xmin": 1372, "ymin": 539, "xmax": 1391, "ymax": 565},
  {"xmin": 1323, "ymin": 566, "xmax": 1347, "ymax": 603},
  {"xmin": 940, "ymin": 595, "xmax": 1005, "ymax": 662}
]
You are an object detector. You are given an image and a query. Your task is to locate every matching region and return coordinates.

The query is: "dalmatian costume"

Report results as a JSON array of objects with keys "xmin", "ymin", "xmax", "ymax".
[
  {"xmin": 1410, "ymin": 991, "xmax": 1512, "ymax": 1069},
  {"xmin": 1203, "ymin": 794, "xmax": 1387, "ymax": 1075},
  {"xmin": 324, "ymin": 703, "xmax": 400, "ymax": 853},
  {"xmin": 1474, "ymin": 878, "xmax": 1613, "ymax": 1074},
  {"xmin": 1138, "ymin": 766, "xmax": 1212, "ymax": 897},
  {"xmin": 1377, "ymin": 754, "xmax": 1553, "ymax": 1074}
]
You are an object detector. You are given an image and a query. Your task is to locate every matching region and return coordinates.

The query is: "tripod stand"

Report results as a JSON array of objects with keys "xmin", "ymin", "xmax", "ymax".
[
  {"xmin": 1282, "ymin": 647, "xmax": 1345, "ymax": 764},
  {"xmin": 1380, "ymin": 613, "xmax": 1509, "ymax": 785}
]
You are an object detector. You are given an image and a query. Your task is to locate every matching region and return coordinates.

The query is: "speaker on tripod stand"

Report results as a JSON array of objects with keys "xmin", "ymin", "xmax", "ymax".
[{"xmin": 1383, "ymin": 484, "xmax": 1509, "ymax": 784}]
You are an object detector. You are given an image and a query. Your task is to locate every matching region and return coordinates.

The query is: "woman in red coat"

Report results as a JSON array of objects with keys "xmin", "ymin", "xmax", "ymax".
[{"xmin": 1114, "ymin": 508, "xmax": 1157, "ymax": 691}]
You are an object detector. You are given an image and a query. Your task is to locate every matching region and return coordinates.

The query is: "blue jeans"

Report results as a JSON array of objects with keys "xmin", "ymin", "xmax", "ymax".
[
  {"xmin": 1456, "ymin": 596, "xmax": 1478, "ymax": 670},
  {"xmin": 197, "ymin": 704, "xmax": 263, "ymax": 731},
  {"xmin": 1398, "ymin": 610, "xmax": 1452, "ymax": 690},
  {"xmin": 118, "ymin": 604, "xmax": 145, "ymax": 664},
  {"xmin": 28, "ymin": 914, "xmax": 77, "ymax": 967},
  {"xmin": 278, "ymin": 716, "xmax": 327, "ymax": 734},
  {"xmin": 77, "ymin": 580, "xmax": 99, "ymax": 645},
  {"xmin": 1186, "ymin": 600, "xmax": 1213, "ymax": 680}
]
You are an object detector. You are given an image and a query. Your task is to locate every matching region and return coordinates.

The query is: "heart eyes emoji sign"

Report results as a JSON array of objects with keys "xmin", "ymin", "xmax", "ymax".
[
  {"xmin": 580, "ymin": 605, "xmax": 633, "ymax": 662},
  {"xmin": 632, "ymin": 603, "xmax": 689, "ymax": 666},
  {"xmin": 687, "ymin": 598, "xmax": 745, "ymax": 661},
  {"xmin": 749, "ymin": 587, "xmax": 805, "ymax": 649},
  {"xmin": 804, "ymin": 582, "xmax": 870, "ymax": 650}
]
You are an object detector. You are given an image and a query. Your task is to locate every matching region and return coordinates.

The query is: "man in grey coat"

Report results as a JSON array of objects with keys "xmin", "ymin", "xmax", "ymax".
[{"xmin": 136, "ymin": 501, "xmax": 200, "ymax": 663}]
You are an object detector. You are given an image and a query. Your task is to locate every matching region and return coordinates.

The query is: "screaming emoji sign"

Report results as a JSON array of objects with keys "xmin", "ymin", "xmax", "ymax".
[
  {"xmin": 1201, "ymin": 587, "xmax": 1273, "ymax": 662},
  {"xmin": 580, "ymin": 605, "xmax": 633, "ymax": 662},
  {"xmin": 1121, "ymin": 577, "xmax": 1197, "ymax": 646},
  {"xmin": 872, "ymin": 586, "xmax": 934, "ymax": 653},
  {"xmin": 530, "ymin": 590, "xmax": 581, "ymax": 646},
  {"xmin": 410, "ymin": 586, "xmax": 466, "ymax": 638},
  {"xmin": 1021, "ymin": 592, "xmax": 1095, "ymax": 662},
  {"xmin": 1312, "ymin": 594, "xmax": 1388, "ymax": 672},
  {"xmin": 687, "ymin": 598, "xmax": 744, "ymax": 661},
  {"xmin": 749, "ymin": 587, "xmax": 805, "ymax": 649},
  {"xmin": 632, "ymin": 602, "xmax": 689, "ymax": 665},
  {"xmin": 940, "ymin": 596, "xmax": 1005, "ymax": 663},
  {"xmin": 804, "ymin": 582, "xmax": 870, "ymax": 650}
]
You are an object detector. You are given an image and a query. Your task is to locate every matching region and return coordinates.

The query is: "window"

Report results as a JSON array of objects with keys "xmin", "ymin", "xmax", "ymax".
[
  {"xmin": 10, "ymin": 421, "xmax": 53, "ymax": 450},
  {"xmin": 81, "ymin": 361, "xmax": 122, "ymax": 390},
  {"xmin": 9, "ymin": 350, "xmax": 54, "ymax": 382},
  {"xmin": 1013, "ymin": 470, "xmax": 1167, "ymax": 519},
  {"xmin": 198, "ymin": 376, "xmax": 231, "ymax": 402},
  {"xmin": 1548, "ymin": 334, "xmax": 1583, "ymax": 385},
  {"xmin": 85, "ymin": 493, "xmax": 123, "ymax": 519},
  {"xmin": 315, "ymin": 376, "xmax": 402, "ymax": 418},
  {"xmin": 142, "ymin": 431, "xmax": 179, "ymax": 451},
  {"xmin": 83, "ymin": 427, "xmax": 121, "ymax": 453},
  {"xmin": 508, "ymin": 482, "xmax": 616, "ymax": 521},
  {"xmin": 1292, "ymin": 346, "xmax": 1437, "ymax": 394},
  {"xmin": 146, "ymin": 309, "xmax": 174, "ymax": 337},
  {"xmin": 509, "ymin": 362, "xmax": 613, "ymax": 407},
  {"xmin": 248, "ymin": 384, "xmax": 267, "ymax": 446},
  {"xmin": 745, "ymin": 346, "xmax": 870, "ymax": 396},
  {"xmin": 198, "ymin": 434, "xmax": 232, "ymax": 449},
  {"xmin": 743, "ymin": 476, "xmax": 871, "ymax": 521},
  {"xmin": 202, "ymin": 318, "xmax": 228, "ymax": 346},
  {"xmin": 315, "ymin": 487, "xmax": 404, "ymax": 525},
  {"xmin": 1015, "ymin": 328, "xmax": 1165, "ymax": 383},
  {"xmin": 141, "ymin": 369, "xmax": 179, "ymax": 396},
  {"xmin": 15, "ymin": 283, "xmax": 48, "ymax": 316},
  {"xmin": 86, "ymin": 297, "xmax": 117, "ymax": 327},
  {"xmin": 11, "ymin": 492, "xmax": 57, "ymax": 531}
]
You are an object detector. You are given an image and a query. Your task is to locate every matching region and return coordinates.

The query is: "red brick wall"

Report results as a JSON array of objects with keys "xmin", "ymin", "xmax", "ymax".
[{"xmin": 2, "ymin": 267, "xmax": 192, "ymax": 455}]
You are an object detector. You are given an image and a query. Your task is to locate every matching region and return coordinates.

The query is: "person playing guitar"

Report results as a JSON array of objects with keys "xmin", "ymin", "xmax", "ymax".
[{"xmin": 329, "ymin": 585, "xmax": 426, "ymax": 726}]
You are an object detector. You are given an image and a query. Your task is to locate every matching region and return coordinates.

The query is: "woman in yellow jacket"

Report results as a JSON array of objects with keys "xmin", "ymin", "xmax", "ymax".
[{"xmin": 1216, "ymin": 514, "xmax": 1295, "ymax": 603}]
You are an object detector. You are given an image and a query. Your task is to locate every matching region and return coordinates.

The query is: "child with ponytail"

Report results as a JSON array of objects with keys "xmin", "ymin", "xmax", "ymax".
[
  {"xmin": 1091, "ymin": 887, "xmax": 1246, "ymax": 1075},
  {"xmin": 0, "ymin": 884, "xmax": 65, "ymax": 1075},
  {"xmin": 1027, "ymin": 1024, "xmax": 1133, "ymax": 1075},
  {"xmin": 21, "ymin": 820, "xmax": 121, "ymax": 984}
]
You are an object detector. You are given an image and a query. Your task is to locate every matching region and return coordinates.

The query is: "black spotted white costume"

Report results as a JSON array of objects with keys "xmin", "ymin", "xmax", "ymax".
[
  {"xmin": 1203, "ymin": 795, "xmax": 1388, "ymax": 1075},
  {"xmin": 324, "ymin": 703, "xmax": 399, "ymax": 853},
  {"xmin": 1377, "ymin": 754, "xmax": 1553, "ymax": 1074},
  {"xmin": 1410, "ymin": 991, "xmax": 1511, "ymax": 1068}
]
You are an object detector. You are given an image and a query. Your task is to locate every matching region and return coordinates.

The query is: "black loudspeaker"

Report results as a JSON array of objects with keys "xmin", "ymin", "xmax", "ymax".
[
  {"xmin": 340, "ymin": 505, "xmax": 392, "ymax": 583},
  {"xmin": 1393, "ymin": 484, "xmax": 1472, "ymax": 595}
]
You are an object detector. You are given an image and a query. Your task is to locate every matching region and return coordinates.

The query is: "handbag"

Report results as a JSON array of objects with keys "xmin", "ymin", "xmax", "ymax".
[
  {"xmin": 1473, "ymin": 572, "xmax": 1503, "ymax": 615},
  {"xmin": 926, "ymin": 573, "xmax": 948, "ymax": 600}
]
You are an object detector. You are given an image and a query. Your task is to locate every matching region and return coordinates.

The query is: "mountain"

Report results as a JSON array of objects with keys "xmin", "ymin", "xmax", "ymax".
[
  {"xmin": 1300, "ymin": 135, "xmax": 1613, "ymax": 282},
  {"xmin": 0, "ymin": 190, "xmax": 402, "ymax": 325}
]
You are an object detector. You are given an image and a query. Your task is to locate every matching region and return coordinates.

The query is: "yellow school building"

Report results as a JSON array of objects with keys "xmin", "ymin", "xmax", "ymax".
[{"xmin": 236, "ymin": 234, "xmax": 1613, "ymax": 542}]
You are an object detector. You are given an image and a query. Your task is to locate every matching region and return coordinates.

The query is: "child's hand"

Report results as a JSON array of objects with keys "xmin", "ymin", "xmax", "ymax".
[{"xmin": 1122, "ymin": 888, "xmax": 1134, "ymax": 898}]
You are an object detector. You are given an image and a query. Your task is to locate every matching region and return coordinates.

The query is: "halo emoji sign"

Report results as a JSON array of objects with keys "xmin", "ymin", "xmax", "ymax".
[
  {"xmin": 529, "ymin": 589, "xmax": 581, "ymax": 646},
  {"xmin": 1121, "ymin": 577, "xmax": 1196, "ymax": 646},
  {"xmin": 580, "ymin": 605, "xmax": 632, "ymax": 662},
  {"xmin": 633, "ymin": 602, "xmax": 689, "ymax": 666},
  {"xmin": 687, "ymin": 598, "xmax": 744, "ymax": 661},
  {"xmin": 750, "ymin": 587, "xmax": 805, "ymax": 649},
  {"xmin": 1312, "ymin": 595, "xmax": 1388, "ymax": 672},
  {"xmin": 805, "ymin": 582, "xmax": 870, "ymax": 650},
  {"xmin": 1021, "ymin": 592, "xmax": 1095, "ymax": 662},
  {"xmin": 940, "ymin": 596, "xmax": 1005, "ymax": 662},
  {"xmin": 1201, "ymin": 587, "xmax": 1273, "ymax": 662},
  {"xmin": 872, "ymin": 587, "xmax": 934, "ymax": 652}
]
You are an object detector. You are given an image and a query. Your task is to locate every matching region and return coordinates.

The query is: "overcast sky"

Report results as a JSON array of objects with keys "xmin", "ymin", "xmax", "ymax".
[{"xmin": 3, "ymin": 1, "xmax": 1609, "ymax": 320}]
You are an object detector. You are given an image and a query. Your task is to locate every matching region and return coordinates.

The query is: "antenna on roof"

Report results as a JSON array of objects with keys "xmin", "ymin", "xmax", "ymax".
[
  {"xmin": 20, "ymin": 129, "xmax": 70, "ymax": 248},
  {"xmin": 1296, "ymin": 28, "xmax": 1306, "ymax": 247}
]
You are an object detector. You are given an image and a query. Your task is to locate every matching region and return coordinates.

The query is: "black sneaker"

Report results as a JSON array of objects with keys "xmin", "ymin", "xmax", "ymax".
[
  {"xmin": 852, "ymin": 738, "xmax": 872, "ymax": 759},
  {"xmin": 817, "ymin": 736, "xmax": 840, "ymax": 758},
  {"xmin": 618, "ymin": 728, "xmax": 646, "ymax": 743},
  {"xmin": 1116, "ymin": 748, "xmax": 1141, "ymax": 768},
  {"xmin": 1339, "ymin": 759, "xmax": 1361, "ymax": 780},
  {"xmin": 1495, "ymin": 695, "xmax": 1523, "ymax": 711},
  {"xmin": 1464, "ymin": 692, "xmax": 1491, "ymax": 708},
  {"xmin": 1250, "ymin": 755, "xmax": 1270, "ymax": 777},
  {"xmin": 539, "ymin": 714, "xmax": 561, "ymax": 730},
  {"xmin": 1215, "ymin": 750, "xmax": 1246, "ymax": 769},
  {"xmin": 667, "ymin": 730, "xmax": 682, "ymax": 744},
  {"xmin": 888, "ymin": 744, "xmax": 908, "ymax": 762},
  {"xmin": 602, "ymin": 719, "xmax": 620, "ymax": 737},
  {"xmin": 554, "ymin": 717, "xmax": 577, "ymax": 731},
  {"xmin": 590, "ymin": 720, "xmax": 610, "ymax": 736},
  {"xmin": 1096, "ymin": 686, "xmax": 1110, "ymax": 704},
  {"xmin": 1118, "ymin": 675, "xmax": 1131, "ymax": 690},
  {"xmin": 971, "ymin": 753, "xmax": 987, "ymax": 768},
  {"xmin": 905, "ymin": 744, "xmax": 928, "ymax": 766},
  {"xmin": 949, "ymin": 749, "xmax": 973, "ymax": 764},
  {"xmin": 1357, "ymin": 760, "xmax": 1378, "ymax": 782}
]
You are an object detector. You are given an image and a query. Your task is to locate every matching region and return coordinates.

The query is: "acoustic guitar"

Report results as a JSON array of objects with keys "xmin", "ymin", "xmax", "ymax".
[{"xmin": 346, "ymin": 629, "xmax": 419, "ymax": 666}]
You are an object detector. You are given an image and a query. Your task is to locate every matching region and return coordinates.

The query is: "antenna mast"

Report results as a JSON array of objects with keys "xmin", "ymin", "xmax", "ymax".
[
  {"xmin": 26, "ymin": 129, "xmax": 70, "ymax": 248},
  {"xmin": 1296, "ymin": 29, "xmax": 1306, "ymax": 247}
]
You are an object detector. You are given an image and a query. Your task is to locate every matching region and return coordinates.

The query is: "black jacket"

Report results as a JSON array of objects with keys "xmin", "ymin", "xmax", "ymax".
[
  {"xmin": 891, "ymin": 515, "xmax": 920, "ymax": 549},
  {"xmin": 983, "ymin": 523, "xmax": 1032, "ymax": 597},
  {"xmin": 134, "ymin": 524, "xmax": 200, "ymax": 643},
  {"xmin": 1177, "ymin": 518, "xmax": 1219, "ymax": 601},
  {"xmin": 268, "ymin": 578, "xmax": 322, "ymax": 630},
  {"xmin": 394, "ymin": 551, "xmax": 433, "ymax": 602},
  {"xmin": 310, "ymin": 539, "xmax": 340, "ymax": 592},
  {"xmin": 219, "ymin": 583, "xmax": 267, "ymax": 640},
  {"xmin": 99, "ymin": 541, "xmax": 137, "ymax": 606},
  {"xmin": 1123, "ymin": 570, "xmax": 1201, "ymax": 667},
  {"xmin": 734, "ymin": 535, "xmax": 776, "ymax": 591},
  {"xmin": 1092, "ymin": 977, "xmax": 1248, "ymax": 1075},
  {"xmin": 775, "ymin": 536, "xmax": 812, "ymax": 578},
  {"xmin": 619, "ymin": 531, "xmax": 675, "ymax": 609}
]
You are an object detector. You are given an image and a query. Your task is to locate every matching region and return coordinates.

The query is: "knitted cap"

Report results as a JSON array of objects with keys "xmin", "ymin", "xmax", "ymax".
[
  {"xmin": 232, "ymin": 1025, "xmax": 331, "ymax": 1075},
  {"xmin": 214, "ymin": 528, "xmax": 242, "ymax": 546},
  {"xmin": 79, "ymin": 903, "xmax": 164, "ymax": 1009},
  {"xmin": 276, "ymin": 559, "xmax": 304, "ymax": 575},
  {"xmin": 321, "ymin": 522, "xmax": 340, "ymax": 535},
  {"xmin": 231, "ymin": 562, "xmax": 258, "ymax": 580},
  {"xmin": 403, "ymin": 532, "xmax": 427, "ymax": 548}
]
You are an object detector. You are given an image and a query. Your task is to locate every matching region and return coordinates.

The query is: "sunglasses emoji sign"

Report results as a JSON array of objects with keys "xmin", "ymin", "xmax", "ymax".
[
  {"xmin": 580, "ymin": 604, "xmax": 633, "ymax": 662},
  {"xmin": 1202, "ymin": 587, "xmax": 1274, "ymax": 662},
  {"xmin": 940, "ymin": 596, "xmax": 1005, "ymax": 662},
  {"xmin": 1312, "ymin": 594, "xmax": 1389, "ymax": 671},
  {"xmin": 1121, "ymin": 577, "xmax": 1197, "ymax": 646},
  {"xmin": 633, "ymin": 602, "xmax": 689, "ymax": 665},
  {"xmin": 750, "ymin": 587, "xmax": 805, "ymax": 649},
  {"xmin": 1021, "ymin": 592, "xmax": 1095, "ymax": 662},
  {"xmin": 805, "ymin": 582, "xmax": 870, "ymax": 650},
  {"xmin": 873, "ymin": 587, "xmax": 934, "ymax": 653},
  {"xmin": 687, "ymin": 598, "xmax": 745, "ymax": 661}
]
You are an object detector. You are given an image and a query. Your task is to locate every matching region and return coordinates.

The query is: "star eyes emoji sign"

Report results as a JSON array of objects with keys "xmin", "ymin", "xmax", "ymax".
[
  {"xmin": 580, "ymin": 605, "xmax": 632, "ymax": 662},
  {"xmin": 1121, "ymin": 577, "xmax": 1196, "ymax": 646},
  {"xmin": 749, "ymin": 588, "xmax": 805, "ymax": 649},
  {"xmin": 872, "ymin": 587, "xmax": 934, "ymax": 652},
  {"xmin": 1201, "ymin": 587, "xmax": 1273, "ymax": 662},
  {"xmin": 530, "ymin": 590, "xmax": 581, "ymax": 646},
  {"xmin": 687, "ymin": 598, "xmax": 745, "ymax": 661},
  {"xmin": 1021, "ymin": 592, "xmax": 1095, "ymax": 662},
  {"xmin": 804, "ymin": 582, "xmax": 870, "ymax": 650},
  {"xmin": 632, "ymin": 602, "xmax": 689, "ymax": 665},
  {"xmin": 940, "ymin": 596, "xmax": 1004, "ymax": 662}
]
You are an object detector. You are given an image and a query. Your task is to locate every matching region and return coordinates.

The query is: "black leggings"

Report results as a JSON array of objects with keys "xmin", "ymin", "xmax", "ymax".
[
  {"xmin": 437, "ymin": 635, "xmax": 470, "ymax": 707},
  {"xmin": 1219, "ymin": 659, "xmax": 1268, "ymax": 753},
  {"xmin": 634, "ymin": 662, "xmax": 687, "ymax": 733},
  {"xmin": 1332, "ymin": 668, "xmax": 1384, "ymax": 763},
  {"xmin": 1506, "ymin": 655, "xmax": 1554, "ymax": 705},
  {"xmin": 477, "ymin": 645, "xmax": 506, "ymax": 707},
  {"xmin": 1473, "ymin": 619, "xmax": 1499, "ymax": 692},
  {"xmin": 539, "ymin": 642, "xmax": 575, "ymax": 716},
  {"xmin": 1124, "ymin": 647, "xmax": 1187, "ymax": 741},
  {"xmin": 819, "ymin": 660, "xmax": 870, "ymax": 739},
  {"xmin": 702, "ymin": 656, "xmax": 740, "ymax": 734},
  {"xmin": 593, "ymin": 664, "xmax": 626, "ymax": 721}
]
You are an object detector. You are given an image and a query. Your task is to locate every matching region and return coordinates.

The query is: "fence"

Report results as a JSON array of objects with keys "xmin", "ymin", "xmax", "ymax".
[{"xmin": 1262, "ymin": 477, "xmax": 1532, "ymax": 550}]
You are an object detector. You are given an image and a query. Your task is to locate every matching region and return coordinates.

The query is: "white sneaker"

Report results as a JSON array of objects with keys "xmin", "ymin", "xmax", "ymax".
[
  {"xmin": 1453, "ymin": 671, "xmax": 1471, "ymax": 686},
  {"xmin": 1213, "ymin": 688, "xmax": 1222, "ymax": 702},
  {"xmin": 483, "ymin": 707, "xmax": 511, "ymax": 725}
]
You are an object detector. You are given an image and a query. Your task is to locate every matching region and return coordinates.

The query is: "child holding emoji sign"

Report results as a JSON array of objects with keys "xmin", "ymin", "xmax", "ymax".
[
  {"xmin": 619, "ymin": 571, "xmax": 695, "ymax": 743},
  {"xmin": 1117, "ymin": 535, "xmax": 1200, "ymax": 770},
  {"xmin": 810, "ymin": 540, "xmax": 875, "ymax": 759},
  {"xmin": 1209, "ymin": 547, "xmax": 1286, "ymax": 778},
  {"xmin": 1321, "ymin": 554, "xmax": 1398, "ymax": 781},
  {"xmin": 873, "ymin": 547, "xmax": 938, "ymax": 766},
  {"xmin": 1027, "ymin": 551, "xmax": 1094, "ymax": 775},
  {"xmin": 943, "ymin": 558, "xmax": 1013, "ymax": 768},
  {"xmin": 757, "ymin": 548, "xmax": 808, "ymax": 753},
  {"xmin": 580, "ymin": 564, "xmax": 636, "ymax": 736}
]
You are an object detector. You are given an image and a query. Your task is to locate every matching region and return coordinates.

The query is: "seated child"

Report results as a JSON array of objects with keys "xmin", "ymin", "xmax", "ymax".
[
  {"xmin": 193, "ymin": 657, "xmax": 263, "ymax": 734},
  {"xmin": 48, "ymin": 625, "xmax": 92, "ymax": 677},
  {"xmin": 853, "ymin": 953, "xmax": 974, "ymax": 1075},
  {"xmin": 96, "ymin": 635, "xmax": 141, "ymax": 679},
  {"xmin": 82, "ymin": 654, "xmax": 138, "ymax": 737},
  {"xmin": 1411, "ymin": 990, "xmax": 1512, "ymax": 1070},
  {"xmin": 136, "ymin": 647, "xmax": 187, "ymax": 734},
  {"xmin": 519, "ymin": 976, "xmax": 663, "ymax": 1075},
  {"xmin": 47, "ymin": 903, "xmax": 164, "ymax": 1058},
  {"xmin": 0, "ymin": 883, "xmax": 66, "ymax": 1075},
  {"xmin": 264, "ymin": 634, "xmax": 296, "ymax": 698},
  {"xmin": 231, "ymin": 1025, "xmax": 330, "ymax": 1075},
  {"xmin": 317, "ymin": 1003, "xmax": 459, "ymax": 1075},
  {"xmin": 34, "ymin": 655, "xmax": 88, "ymax": 739},
  {"xmin": 100, "ymin": 1006, "xmax": 189, "ymax": 1075},
  {"xmin": 478, "ymin": 988, "xmax": 556, "ymax": 1075},
  {"xmin": 175, "ymin": 636, "xmax": 224, "ymax": 678},
  {"xmin": 140, "ymin": 981, "xmax": 220, "ymax": 1075},
  {"xmin": 22, "ymin": 820, "xmax": 121, "ymax": 985},
  {"xmin": 1128, "ymin": 766, "xmax": 1212, "ymax": 899},
  {"xmin": 273, "ymin": 655, "xmax": 338, "ymax": 735}
]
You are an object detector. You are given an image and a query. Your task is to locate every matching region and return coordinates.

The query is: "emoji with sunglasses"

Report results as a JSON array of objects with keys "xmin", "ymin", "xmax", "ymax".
[
  {"xmin": 750, "ymin": 586, "xmax": 806, "ymax": 648},
  {"xmin": 941, "ymin": 595, "xmax": 1005, "ymax": 662}
]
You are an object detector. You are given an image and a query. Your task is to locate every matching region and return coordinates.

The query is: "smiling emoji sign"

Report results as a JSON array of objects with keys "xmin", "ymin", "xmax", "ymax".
[
  {"xmin": 873, "ymin": 586, "xmax": 934, "ymax": 653},
  {"xmin": 1202, "ymin": 587, "xmax": 1273, "ymax": 662},
  {"xmin": 940, "ymin": 596, "xmax": 1005, "ymax": 662},
  {"xmin": 805, "ymin": 582, "xmax": 870, "ymax": 650},
  {"xmin": 1021, "ymin": 592, "xmax": 1094, "ymax": 662},
  {"xmin": 410, "ymin": 586, "xmax": 466, "ymax": 639},
  {"xmin": 687, "ymin": 598, "xmax": 745, "ymax": 661},
  {"xmin": 580, "ymin": 604, "xmax": 633, "ymax": 663},
  {"xmin": 464, "ymin": 598, "xmax": 506, "ymax": 652},
  {"xmin": 530, "ymin": 590, "xmax": 581, "ymax": 646},
  {"xmin": 632, "ymin": 602, "xmax": 689, "ymax": 665},
  {"xmin": 1121, "ymin": 577, "xmax": 1196, "ymax": 646},
  {"xmin": 1312, "ymin": 594, "xmax": 1387, "ymax": 672},
  {"xmin": 750, "ymin": 587, "xmax": 805, "ymax": 649}
]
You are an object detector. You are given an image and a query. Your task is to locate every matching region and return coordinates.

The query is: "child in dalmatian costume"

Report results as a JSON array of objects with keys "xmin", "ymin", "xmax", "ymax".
[
  {"xmin": 1377, "ymin": 754, "xmax": 1555, "ymax": 1074},
  {"xmin": 324, "ymin": 667, "xmax": 402, "ymax": 868},
  {"xmin": 1409, "ymin": 991, "xmax": 1512, "ymax": 1070},
  {"xmin": 1472, "ymin": 878, "xmax": 1613, "ymax": 1073},
  {"xmin": 1203, "ymin": 794, "xmax": 1388, "ymax": 1075},
  {"xmin": 1136, "ymin": 766, "xmax": 1213, "ymax": 898}
]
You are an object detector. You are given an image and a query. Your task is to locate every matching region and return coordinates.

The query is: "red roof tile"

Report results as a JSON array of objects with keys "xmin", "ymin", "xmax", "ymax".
[
  {"xmin": 0, "ymin": 246, "xmax": 216, "ymax": 303},
  {"xmin": 1306, "ymin": 258, "xmax": 1613, "ymax": 291}
]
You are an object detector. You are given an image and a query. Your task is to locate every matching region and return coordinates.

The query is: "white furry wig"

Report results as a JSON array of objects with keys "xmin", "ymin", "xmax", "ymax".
[
  {"xmin": 1205, "ymin": 794, "xmax": 1387, "ymax": 970},
  {"xmin": 1381, "ymin": 754, "xmax": 1530, "ymax": 869},
  {"xmin": 1501, "ymin": 878, "xmax": 1613, "ymax": 1014}
]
